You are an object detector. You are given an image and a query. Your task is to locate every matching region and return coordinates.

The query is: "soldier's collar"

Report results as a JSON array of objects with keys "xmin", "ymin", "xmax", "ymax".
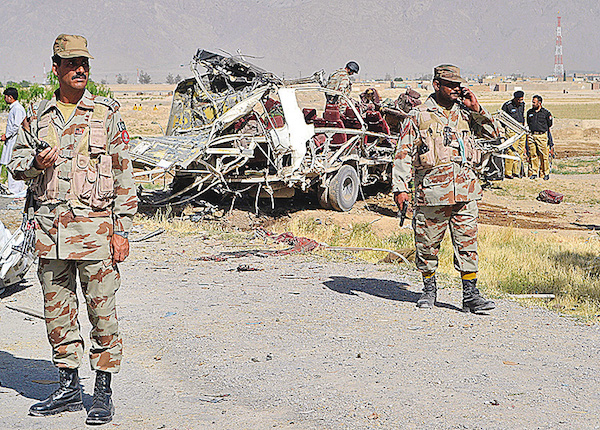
[{"xmin": 425, "ymin": 95, "xmax": 459, "ymax": 113}]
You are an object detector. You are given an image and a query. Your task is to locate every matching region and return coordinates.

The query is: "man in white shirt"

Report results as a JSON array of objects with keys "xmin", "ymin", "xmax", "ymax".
[{"xmin": 1, "ymin": 87, "xmax": 27, "ymax": 197}]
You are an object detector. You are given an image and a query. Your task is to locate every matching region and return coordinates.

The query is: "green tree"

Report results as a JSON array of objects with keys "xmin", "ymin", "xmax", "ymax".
[
  {"xmin": 44, "ymin": 72, "xmax": 112, "ymax": 99},
  {"xmin": 139, "ymin": 70, "xmax": 151, "ymax": 84}
]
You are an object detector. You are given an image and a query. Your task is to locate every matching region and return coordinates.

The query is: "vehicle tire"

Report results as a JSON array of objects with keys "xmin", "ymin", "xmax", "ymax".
[
  {"xmin": 317, "ymin": 186, "xmax": 332, "ymax": 209},
  {"xmin": 328, "ymin": 165, "xmax": 359, "ymax": 212}
]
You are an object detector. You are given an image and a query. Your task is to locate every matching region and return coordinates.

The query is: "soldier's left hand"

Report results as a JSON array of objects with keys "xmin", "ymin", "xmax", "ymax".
[
  {"xmin": 111, "ymin": 234, "xmax": 130, "ymax": 264},
  {"xmin": 0, "ymin": 134, "xmax": 5, "ymax": 142},
  {"xmin": 460, "ymin": 87, "xmax": 481, "ymax": 113}
]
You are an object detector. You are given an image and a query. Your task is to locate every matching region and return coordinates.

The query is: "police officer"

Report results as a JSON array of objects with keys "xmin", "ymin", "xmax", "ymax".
[
  {"xmin": 526, "ymin": 95, "xmax": 553, "ymax": 180},
  {"xmin": 501, "ymin": 90, "xmax": 526, "ymax": 178},
  {"xmin": 9, "ymin": 34, "xmax": 137, "ymax": 425},
  {"xmin": 393, "ymin": 65, "xmax": 497, "ymax": 313}
]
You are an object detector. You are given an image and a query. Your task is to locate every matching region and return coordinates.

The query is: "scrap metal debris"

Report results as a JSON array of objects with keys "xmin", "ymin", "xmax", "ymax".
[
  {"xmin": 130, "ymin": 228, "xmax": 166, "ymax": 243},
  {"xmin": 198, "ymin": 228, "xmax": 411, "ymax": 264},
  {"xmin": 235, "ymin": 264, "xmax": 263, "ymax": 272},
  {"xmin": 131, "ymin": 49, "xmax": 397, "ymax": 212}
]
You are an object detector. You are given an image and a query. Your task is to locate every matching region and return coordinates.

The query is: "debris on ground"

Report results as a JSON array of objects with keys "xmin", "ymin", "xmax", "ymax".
[{"xmin": 537, "ymin": 189, "xmax": 564, "ymax": 204}]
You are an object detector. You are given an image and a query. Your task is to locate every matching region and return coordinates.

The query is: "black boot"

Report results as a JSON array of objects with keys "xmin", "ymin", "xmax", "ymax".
[
  {"xmin": 417, "ymin": 275, "xmax": 437, "ymax": 309},
  {"xmin": 462, "ymin": 279, "xmax": 495, "ymax": 313},
  {"xmin": 86, "ymin": 371, "xmax": 115, "ymax": 425},
  {"xmin": 29, "ymin": 367, "xmax": 83, "ymax": 416}
]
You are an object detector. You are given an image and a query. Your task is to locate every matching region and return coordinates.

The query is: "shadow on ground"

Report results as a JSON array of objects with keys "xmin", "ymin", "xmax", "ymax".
[
  {"xmin": 0, "ymin": 279, "xmax": 34, "ymax": 299},
  {"xmin": 0, "ymin": 351, "xmax": 93, "ymax": 406},
  {"xmin": 323, "ymin": 276, "xmax": 462, "ymax": 312}
]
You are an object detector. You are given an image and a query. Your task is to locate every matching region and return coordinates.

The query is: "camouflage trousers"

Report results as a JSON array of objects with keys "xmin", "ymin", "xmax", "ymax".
[
  {"xmin": 413, "ymin": 201, "xmax": 478, "ymax": 274},
  {"xmin": 528, "ymin": 132, "xmax": 550, "ymax": 177},
  {"xmin": 38, "ymin": 258, "xmax": 122, "ymax": 372},
  {"xmin": 505, "ymin": 130, "xmax": 527, "ymax": 177}
]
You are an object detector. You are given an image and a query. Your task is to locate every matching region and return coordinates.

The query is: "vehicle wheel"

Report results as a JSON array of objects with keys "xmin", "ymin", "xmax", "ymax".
[
  {"xmin": 317, "ymin": 186, "xmax": 332, "ymax": 209},
  {"xmin": 328, "ymin": 165, "xmax": 359, "ymax": 212}
]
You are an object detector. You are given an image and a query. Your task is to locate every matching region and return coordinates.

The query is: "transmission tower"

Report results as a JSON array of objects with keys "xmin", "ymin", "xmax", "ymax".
[{"xmin": 554, "ymin": 14, "xmax": 564, "ymax": 80}]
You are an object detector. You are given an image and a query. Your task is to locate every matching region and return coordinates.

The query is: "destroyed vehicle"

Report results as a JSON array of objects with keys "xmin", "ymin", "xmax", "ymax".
[{"xmin": 130, "ymin": 50, "xmax": 397, "ymax": 211}]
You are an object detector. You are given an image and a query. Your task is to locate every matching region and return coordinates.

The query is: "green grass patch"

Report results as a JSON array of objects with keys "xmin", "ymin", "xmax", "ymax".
[{"xmin": 552, "ymin": 156, "xmax": 600, "ymax": 175}]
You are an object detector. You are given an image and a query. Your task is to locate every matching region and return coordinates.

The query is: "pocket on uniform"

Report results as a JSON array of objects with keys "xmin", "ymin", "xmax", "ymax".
[
  {"xmin": 417, "ymin": 132, "xmax": 435, "ymax": 168},
  {"xmin": 422, "ymin": 164, "xmax": 453, "ymax": 188},
  {"xmin": 89, "ymin": 120, "xmax": 107, "ymax": 155},
  {"xmin": 72, "ymin": 154, "xmax": 94, "ymax": 201},
  {"xmin": 97, "ymin": 154, "xmax": 114, "ymax": 196}
]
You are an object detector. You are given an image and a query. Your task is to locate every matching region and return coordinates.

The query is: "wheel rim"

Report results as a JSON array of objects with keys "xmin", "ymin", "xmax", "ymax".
[{"xmin": 342, "ymin": 177, "xmax": 354, "ymax": 201}]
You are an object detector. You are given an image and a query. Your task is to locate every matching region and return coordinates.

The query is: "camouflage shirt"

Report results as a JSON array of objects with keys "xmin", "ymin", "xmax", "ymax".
[
  {"xmin": 9, "ymin": 90, "xmax": 137, "ymax": 260},
  {"xmin": 392, "ymin": 95, "xmax": 498, "ymax": 206},
  {"xmin": 326, "ymin": 68, "xmax": 351, "ymax": 96}
]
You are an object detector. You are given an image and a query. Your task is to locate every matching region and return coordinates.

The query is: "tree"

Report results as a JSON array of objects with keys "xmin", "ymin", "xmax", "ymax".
[
  {"xmin": 19, "ymin": 80, "xmax": 32, "ymax": 88},
  {"xmin": 165, "ymin": 73, "xmax": 175, "ymax": 85},
  {"xmin": 116, "ymin": 74, "xmax": 128, "ymax": 84},
  {"xmin": 43, "ymin": 72, "xmax": 112, "ymax": 99},
  {"xmin": 139, "ymin": 70, "xmax": 152, "ymax": 84},
  {"xmin": 174, "ymin": 74, "xmax": 182, "ymax": 83}
]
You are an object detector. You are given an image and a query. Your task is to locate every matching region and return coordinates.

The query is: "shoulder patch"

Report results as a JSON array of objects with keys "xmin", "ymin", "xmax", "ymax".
[
  {"xmin": 117, "ymin": 121, "xmax": 127, "ymax": 132},
  {"xmin": 94, "ymin": 96, "xmax": 120, "ymax": 112}
]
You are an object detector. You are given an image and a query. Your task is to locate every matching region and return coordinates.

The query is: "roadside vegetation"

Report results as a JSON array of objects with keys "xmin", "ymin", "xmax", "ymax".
[
  {"xmin": 282, "ymin": 216, "xmax": 600, "ymax": 322},
  {"xmin": 0, "ymin": 73, "xmax": 111, "ymax": 112}
]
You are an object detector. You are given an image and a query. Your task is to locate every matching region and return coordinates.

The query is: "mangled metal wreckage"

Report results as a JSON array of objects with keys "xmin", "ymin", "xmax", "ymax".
[
  {"xmin": 130, "ymin": 50, "xmax": 527, "ymax": 211},
  {"xmin": 130, "ymin": 50, "xmax": 397, "ymax": 211}
]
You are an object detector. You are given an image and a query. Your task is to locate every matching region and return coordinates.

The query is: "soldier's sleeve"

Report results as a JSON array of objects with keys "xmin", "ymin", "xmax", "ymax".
[
  {"xmin": 547, "ymin": 110, "xmax": 553, "ymax": 128},
  {"xmin": 106, "ymin": 107, "xmax": 138, "ymax": 234},
  {"xmin": 391, "ymin": 112, "xmax": 418, "ymax": 194},
  {"xmin": 7, "ymin": 122, "xmax": 44, "ymax": 181},
  {"xmin": 469, "ymin": 106, "xmax": 499, "ymax": 140}
]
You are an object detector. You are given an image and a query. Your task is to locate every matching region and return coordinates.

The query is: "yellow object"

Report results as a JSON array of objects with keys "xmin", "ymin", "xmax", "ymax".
[
  {"xmin": 505, "ymin": 130, "xmax": 527, "ymax": 177},
  {"xmin": 153, "ymin": 105, "xmax": 158, "ymax": 111},
  {"xmin": 461, "ymin": 272, "xmax": 477, "ymax": 281},
  {"xmin": 56, "ymin": 101, "xmax": 77, "ymax": 122},
  {"xmin": 422, "ymin": 272, "xmax": 435, "ymax": 279},
  {"xmin": 529, "ymin": 133, "xmax": 550, "ymax": 177}
]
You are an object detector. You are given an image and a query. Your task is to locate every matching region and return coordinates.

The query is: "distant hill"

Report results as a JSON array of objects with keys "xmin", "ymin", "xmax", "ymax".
[{"xmin": 1, "ymin": 0, "xmax": 598, "ymax": 83}]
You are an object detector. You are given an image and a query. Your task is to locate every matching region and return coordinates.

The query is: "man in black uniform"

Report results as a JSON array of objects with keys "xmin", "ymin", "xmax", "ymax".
[
  {"xmin": 526, "ymin": 95, "xmax": 553, "ymax": 180},
  {"xmin": 501, "ymin": 90, "xmax": 526, "ymax": 178}
]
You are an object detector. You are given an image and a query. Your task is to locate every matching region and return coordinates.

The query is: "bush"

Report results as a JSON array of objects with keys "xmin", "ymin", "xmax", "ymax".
[{"xmin": 1, "ymin": 73, "xmax": 113, "ymax": 111}]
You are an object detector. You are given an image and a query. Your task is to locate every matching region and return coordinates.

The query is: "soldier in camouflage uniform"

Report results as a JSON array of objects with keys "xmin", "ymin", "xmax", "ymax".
[
  {"xmin": 392, "ymin": 65, "xmax": 497, "ymax": 313},
  {"xmin": 8, "ymin": 34, "xmax": 137, "ymax": 425},
  {"xmin": 326, "ymin": 61, "xmax": 359, "ymax": 111}
]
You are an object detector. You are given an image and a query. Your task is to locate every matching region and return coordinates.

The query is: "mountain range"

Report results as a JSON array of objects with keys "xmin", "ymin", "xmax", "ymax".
[{"xmin": 1, "ymin": 0, "xmax": 598, "ymax": 83}]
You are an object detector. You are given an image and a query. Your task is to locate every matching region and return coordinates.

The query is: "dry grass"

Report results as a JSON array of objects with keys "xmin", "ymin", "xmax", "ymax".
[
  {"xmin": 280, "ymin": 215, "xmax": 600, "ymax": 322},
  {"xmin": 552, "ymin": 156, "xmax": 600, "ymax": 175},
  {"xmin": 481, "ymin": 102, "xmax": 600, "ymax": 120}
]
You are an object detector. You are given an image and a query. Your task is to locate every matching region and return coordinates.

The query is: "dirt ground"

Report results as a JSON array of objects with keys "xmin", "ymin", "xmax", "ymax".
[
  {"xmin": 1, "ymin": 83, "xmax": 600, "ymax": 429},
  {"xmin": 1, "ymin": 216, "xmax": 600, "ymax": 429}
]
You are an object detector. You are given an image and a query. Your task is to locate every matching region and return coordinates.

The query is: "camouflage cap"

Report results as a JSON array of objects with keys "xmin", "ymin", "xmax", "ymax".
[
  {"xmin": 433, "ymin": 64, "xmax": 466, "ymax": 84},
  {"xmin": 53, "ymin": 34, "xmax": 94, "ymax": 59}
]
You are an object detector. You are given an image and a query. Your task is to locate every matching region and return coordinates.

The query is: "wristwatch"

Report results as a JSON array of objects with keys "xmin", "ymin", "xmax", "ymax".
[{"xmin": 114, "ymin": 231, "xmax": 129, "ymax": 239}]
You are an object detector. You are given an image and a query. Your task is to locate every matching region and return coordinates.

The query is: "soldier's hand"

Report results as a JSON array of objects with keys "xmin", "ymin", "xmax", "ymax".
[
  {"xmin": 460, "ymin": 87, "xmax": 481, "ymax": 113},
  {"xmin": 394, "ymin": 192, "xmax": 410, "ymax": 209},
  {"xmin": 111, "ymin": 234, "xmax": 130, "ymax": 264},
  {"xmin": 34, "ymin": 146, "xmax": 59, "ymax": 170},
  {"xmin": 0, "ymin": 134, "xmax": 6, "ymax": 142}
]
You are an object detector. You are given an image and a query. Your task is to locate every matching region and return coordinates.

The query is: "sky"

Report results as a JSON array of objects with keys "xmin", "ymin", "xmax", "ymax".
[{"xmin": 0, "ymin": 0, "xmax": 598, "ymax": 84}]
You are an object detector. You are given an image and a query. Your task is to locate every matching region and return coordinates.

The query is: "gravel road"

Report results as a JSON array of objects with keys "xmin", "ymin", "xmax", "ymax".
[{"xmin": 1, "ymin": 225, "xmax": 599, "ymax": 430}]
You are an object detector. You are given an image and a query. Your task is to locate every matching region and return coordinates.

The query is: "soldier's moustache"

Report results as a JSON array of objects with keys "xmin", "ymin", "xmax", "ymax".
[{"xmin": 73, "ymin": 73, "xmax": 87, "ymax": 80}]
